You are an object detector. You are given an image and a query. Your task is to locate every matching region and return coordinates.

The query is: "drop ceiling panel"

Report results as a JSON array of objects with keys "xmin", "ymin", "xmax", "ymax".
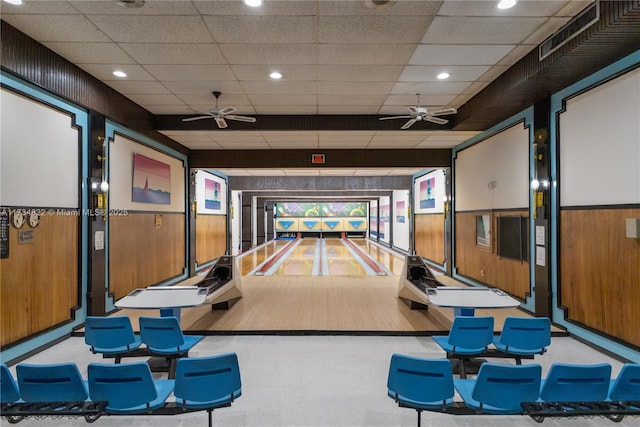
[
  {"xmin": 143, "ymin": 65, "xmax": 236, "ymax": 81},
  {"xmin": 317, "ymin": 95, "xmax": 388, "ymax": 106},
  {"xmin": 203, "ymin": 16, "xmax": 318, "ymax": 44},
  {"xmin": 231, "ymin": 65, "xmax": 318, "ymax": 81},
  {"xmin": 437, "ymin": 0, "xmax": 568, "ymax": 17},
  {"xmin": 318, "ymin": 44, "xmax": 416, "ymax": 65},
  {"xmin": 163, "ymin": 81, "xmax": 245, "ymax": 95},
  {"xmin": 318, "ymin": 65, "xmax": 404, "ymax": 82},
  {"xmin": 106, "ymin": 80, "xmax": 172, "ymax": 95},
  {"xmin": 42, "ymin": 42, "xmax": 136, "ymax": 64},
  {"xmin": 399, "ymin": 65, "xmax": 492, "ymax": 82},
  {"xmin": 319, "ymin": 15, "xmax": 432, "ymax": 44},
  {"xmin": 422, "ymin": 16, "xmax": 548, "ymax": 44},
  {"xmin": 118, "ymin": 43, "xmax": 227, "ymax": 65},
  {"xmin": 220, "ymin": 43, "xmax": 318, "ymax": 65},
  {"xmin": 319, "ymin": 1, "xmax": 442, "ymax": 16},
  {"xmin": 391, "ymin": 81, "xmax": 472, "ymax": 95},
  {"xmin": 409, "ymin": 45, "xmax": 516, "ymax": 66},
  {"xmin": 73, "ymin": 0, "xmax": 201, "ymax": 15},
  {"xmin": 2, "ymin": 15, "xmax": 111, "ymax": 42},
  {"xmin": 87, "ymin": 15, "xmax": 214, "ymax": 43},
  {"xmin": 241, "ymin": 81, "xmax": 319, "ymax": 95},
  {"xmin": 77, "ymin": 63, "xmax": 156, "ymax": 81},
  {"xmin": 253, "ymin": 106, "xmax": 319, "ymax": 114}
]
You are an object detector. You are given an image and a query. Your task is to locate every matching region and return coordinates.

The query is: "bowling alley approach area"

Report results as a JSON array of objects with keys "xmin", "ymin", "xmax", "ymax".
[{"xmin": 114, "ymin": 237, "xmax": 532, "ymax": 335}]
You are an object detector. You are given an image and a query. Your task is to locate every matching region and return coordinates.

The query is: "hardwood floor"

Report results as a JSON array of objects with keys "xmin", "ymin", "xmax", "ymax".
[{"xmin": 116, "ymin": 275, "xmax": 532, "ymax": 333}]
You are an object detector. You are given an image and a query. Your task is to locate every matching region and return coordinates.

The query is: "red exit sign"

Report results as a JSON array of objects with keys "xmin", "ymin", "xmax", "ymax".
[{"xmin": 312, "ymin": 154, "xmax": 325, "ymax": 164}]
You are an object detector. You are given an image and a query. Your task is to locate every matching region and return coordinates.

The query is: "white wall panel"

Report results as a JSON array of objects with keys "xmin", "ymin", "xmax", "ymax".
[
  {"xmin": 455, "ymin": 123, "xmax": 529, "ymax": 211},
  {"xmin": 392, "ymin": 189, "xmax": 410, "ymax": 251},
  {"xmin": 559, "ymin": 68, "xmax": 640, "ymax": 206},
  {"xmin": 1, "ymin": 89, "xmax": 79, "ymax": 207}
]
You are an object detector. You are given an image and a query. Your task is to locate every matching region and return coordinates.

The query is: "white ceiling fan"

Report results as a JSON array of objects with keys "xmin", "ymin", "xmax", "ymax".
[
  {"xmin": 182, "ymin": 91, "xmax": 256, "ymax": 129},
  {"xmin": 379, "ymin": 94, "xmax": 457, "ymax": 129}
]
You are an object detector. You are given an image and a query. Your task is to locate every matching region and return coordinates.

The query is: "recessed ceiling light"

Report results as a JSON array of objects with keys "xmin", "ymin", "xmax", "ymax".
[
  {"xmin": 244, "ymin": 0, "xmax": 262, "ymax": 7},
  {"xmin": 270, "ymin": 71, "xmax": 283, "ymax": 80},
  {"xmin": 112, "ymin": 70, "xmax": 127, "ymax": 78},
  {"xmin": 497, "ymin": 0, "xmax": 517, "ymax": 10},
  {"xmin": 3, "ymin": 0, "xmax": 24, "ymax": 5},
  {"xmin": 437, "ymin": 72, "xmax": 450, "ymax": 80}
]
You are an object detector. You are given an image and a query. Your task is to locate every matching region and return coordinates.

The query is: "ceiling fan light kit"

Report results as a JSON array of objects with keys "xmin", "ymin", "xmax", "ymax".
[
  {"xmin": 182, "ymin": 91, "xmax": 256, "ymax": 129},
  {"xmin": 379, "ymin": 94, "xmax": 457, "ymax": 129}
]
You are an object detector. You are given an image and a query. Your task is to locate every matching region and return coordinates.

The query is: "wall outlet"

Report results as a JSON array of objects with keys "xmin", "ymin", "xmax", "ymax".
[{"xmin": 480, "ymin": 269, "xmax": 484, "ymax": 277}]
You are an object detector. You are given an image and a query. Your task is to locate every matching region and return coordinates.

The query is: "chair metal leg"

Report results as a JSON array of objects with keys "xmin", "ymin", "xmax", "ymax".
[
  {"xmin": 416, "ymin": 409, "xmax": 422, "ymax": 427},
  {"xmin": 208, "ymin": 408, "xmax": 213, "ymax": 427},
  {"xmin": 459, "ymin": 357, "xmax": 467, "ymax": 379}
]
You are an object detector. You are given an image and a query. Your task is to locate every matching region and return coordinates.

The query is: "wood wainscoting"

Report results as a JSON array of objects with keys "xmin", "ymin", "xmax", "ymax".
[
  {"xmin": 560, "ymin": 207, "xmax": 640, "ymax": 348},
  {"xmin": 109, "ymin": 212, "xmax": 185, "ymax": 300},
  {"xmin": 414, "ymin": 213, "xmax": 445, "ymax": 265},
  {"xmin": 0, "ymin": 211, "xmax": 79, "ymax": 347},
  {"xmin": 196, "ymin": 214, "xmax": 227, "ymax": 266},
  {"xmin": 454, "ymin": 211, "xmax": 530, "ymax": 300}
]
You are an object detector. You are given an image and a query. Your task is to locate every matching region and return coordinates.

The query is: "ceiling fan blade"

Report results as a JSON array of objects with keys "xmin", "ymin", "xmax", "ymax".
[
  {"xmin": 219, "ymin": 106, "xmax": 236, "ymax": 115},
  {"xmin": 429, "ymin": 107, "xmax": 457, "ymax": 116},
  {"xmin": 408, "ymin": 106, "xmax": 419, "ymax": 114},
  {"xmin": 226, "ymin": 115, "xmax": 256, "ymax": 123},
  {"xmin": 182, "ymin": 115, "xmax": 213, "ymax": 122},
  {"xmin": 401, "ymin": 119, "xmax": 417, "ymax": 130},
  {"xmin": 425, "ymin": 116, "xmax": 449, "ymax": 125},
  {"xmin": 215, "ymin": 117, "xmax": 228, "ymax": 129},
  {"xmin": 379, "ymin": 115, "xmax": 413, "ymax": 121}
]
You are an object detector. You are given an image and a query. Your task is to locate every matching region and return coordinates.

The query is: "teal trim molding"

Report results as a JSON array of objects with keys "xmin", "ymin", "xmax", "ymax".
[
  {"xmin": 0, "ymin": 71, "xmax": 89, "ymax": 363},
  {"xmin": 550, "ymin": 49, "xmax": 640, "ymax": 363}
]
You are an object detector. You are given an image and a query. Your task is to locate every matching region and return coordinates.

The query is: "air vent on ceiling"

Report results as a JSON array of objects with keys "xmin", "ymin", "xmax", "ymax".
[{"xmin": 539, "ymin": 1, "xmax": 599, "ymax": 61}]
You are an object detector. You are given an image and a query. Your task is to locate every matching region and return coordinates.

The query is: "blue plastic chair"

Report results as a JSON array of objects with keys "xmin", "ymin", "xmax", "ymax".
[
  {"xmin": 88, "ymin": 362, "xmax": 174, "ymax": 414},
  {"xmin": 16, "ymin": 362, "xmax": 88, "ymax": 402},
  {"xmin": 609, "ymin": 364, "xmax": 640, "ymax": 401},
  {"xmin": 139, "ymin": 316, "xmax": 204, "ymax": 378},
  {"xmin": 454, "ymin": 363, "xmax": 542, "ymax": 414},
  {"xmin": 84, "ymin": 316, "xmax": 142, "ymax": 363},
  {"xmin": 432, "ymin": 316, "xmax": 494, "ymax": 378},
  {"xmin": 387, "ymin": 354, "xmax": 454, "ymax": 427},
  {"xmin": 493, "ymin": 317, "xmax": 551, "ymax": 364},
  {"xmin": 1, "ymin": 364, "xmax": 21, "ymax": 404},
  {"xmin": 540, "ymin": 363, "xmax": 611, "ymax": 402},
  {"xmin": 174, "ymin": 353, "xmax": 242, "ymax": 427}
]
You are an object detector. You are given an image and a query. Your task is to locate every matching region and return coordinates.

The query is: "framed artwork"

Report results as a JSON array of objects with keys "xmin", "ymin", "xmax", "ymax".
[
  {"xmin": 132, "ymin": 153, "xmax": 171, "ymax": 204},
  {"xmin": 419, "ymin": 177, "xmax": 436, "ymax": 209},
  {"xmin": 204, "ymin": 178, "xmax": 221, "ymax": 210}
]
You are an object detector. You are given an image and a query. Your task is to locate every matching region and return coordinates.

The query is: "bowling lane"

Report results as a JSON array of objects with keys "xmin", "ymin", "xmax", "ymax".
[
  {"xmin": 271, "ymin": 238, "xmax": 319, "ymax": 276},
  {"xmin": 239, "ymin": 237, "xmax": 406, "ymax": 277},
  {"xmin": 350, "ymin": 238, "xmax": 405, "ymax": 275},
  {"xmin": 238, "ymin": 239, "xmax": 291, "ymax": 275}
]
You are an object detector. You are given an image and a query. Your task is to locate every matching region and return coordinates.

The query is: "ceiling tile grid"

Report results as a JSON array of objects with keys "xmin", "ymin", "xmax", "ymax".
[{"xmin": 1, "ymin": 0, "xmax": 603, "ymax": 175}]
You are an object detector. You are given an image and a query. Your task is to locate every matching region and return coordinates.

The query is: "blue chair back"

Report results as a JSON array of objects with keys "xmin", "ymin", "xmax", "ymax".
[
  {"xmin": 541, "ymin": 363, "xmax": 611, "ymax": 402},
  {"xmin": 174, "ymin": 353, "xmax": 242, "ymax": 408},
  {"xmin": 16, "ymin": 362, "xmax": 88, "ymax": 402},
  {"xmin": 88, "ymin": 362, "xmax": 158, "ymax": 410},
  {"xmin": 84, "ymin": 316, "xmax": 139, "ymax": 353},
  {"xmin": 472, "ymin": 363, "xmax": 541, "ymax": 412},
  {"xmin": 609, "ymin": 363, "xmax": 640, "ymax": 401},
  {"xmin": 448, "ymin": 316, "xmax": 494, "ymax": 351},
  {"xmin": 139, "ymin": 316, "xmax": 185, "ymax": 351},
  {"xmin": 1, "ymin": 364, "xmax": 21, "ymax": 403},
  {"xmin": 387, "ymin": 354, "xmax": 454, "ymax": 409},
  {"xmin": 497, "ymin": 317, "xmax": 551, "ymax": 352}
]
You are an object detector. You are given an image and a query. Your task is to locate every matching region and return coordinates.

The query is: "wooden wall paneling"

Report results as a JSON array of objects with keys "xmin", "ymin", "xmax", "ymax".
[
  {"xmin": 0, "ymin": 213, "xmax": 78, "ymax": 347},
  {"xmin": 109, "ymin": 213, "xmax": 185, "ymax": 300},
  {"xmin": 454, "ymin": 211, "xmax": 530, "ymax": 300},
  {"xmin": 196, "ymin": 214, "xmax": 227, "ymax": 265},
  {"xmin": 413, "ymin": 213, "xmax": 445, "ymax": 264},
  {"xmin": 560, "ymin": 208, "xmax": 640, "ymax": 347}
]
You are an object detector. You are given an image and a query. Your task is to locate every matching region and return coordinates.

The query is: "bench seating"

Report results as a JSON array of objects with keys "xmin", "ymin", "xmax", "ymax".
[
  {"xmin": 0, "ymin": 354, "xmax": 242, "ymax": 425},
  {"xmin": 386, "ymin": 356, "xmax": 640, "ymax": 424}
]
